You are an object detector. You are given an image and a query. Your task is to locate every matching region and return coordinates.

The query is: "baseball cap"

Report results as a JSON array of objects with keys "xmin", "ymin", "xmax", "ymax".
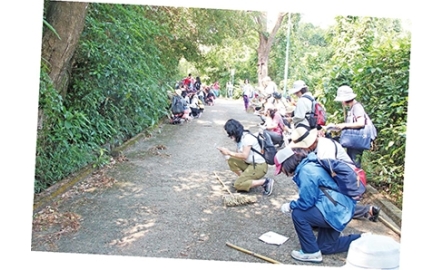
[{"xmin": 274, "ymin": 146, "xmax": 295, "ymax": 175}]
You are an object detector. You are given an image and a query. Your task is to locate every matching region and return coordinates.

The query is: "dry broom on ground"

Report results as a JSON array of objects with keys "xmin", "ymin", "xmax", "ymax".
[{"xmin": 213, "ymin": 171, "xmax": 257, "ymax": 207}]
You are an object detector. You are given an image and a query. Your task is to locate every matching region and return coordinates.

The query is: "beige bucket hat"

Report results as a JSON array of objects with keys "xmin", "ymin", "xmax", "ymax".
[{"xmin": 334, "ymin": 85, "xmax": 357, "ymax": 102}]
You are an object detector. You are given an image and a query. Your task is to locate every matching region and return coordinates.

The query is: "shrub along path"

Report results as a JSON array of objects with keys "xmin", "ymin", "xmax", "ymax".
[{"xmin": 31, "ymin": 97, "xmax": 401, "ymax": 267}]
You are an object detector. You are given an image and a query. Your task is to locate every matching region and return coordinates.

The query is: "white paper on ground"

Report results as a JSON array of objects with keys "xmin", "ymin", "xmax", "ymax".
[{"xmin": 258, "ymin": 231, "xmax": 289, "ymax": 245}]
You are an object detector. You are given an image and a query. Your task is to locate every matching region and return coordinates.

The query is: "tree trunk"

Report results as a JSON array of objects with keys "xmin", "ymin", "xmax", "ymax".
[
  {"xmin": 41, "ymin": 1, "xmax": 89, "ymax": 98},
  {"xmin": 255, "ymin": 12, "xmax": 286, "ymax": 86}
]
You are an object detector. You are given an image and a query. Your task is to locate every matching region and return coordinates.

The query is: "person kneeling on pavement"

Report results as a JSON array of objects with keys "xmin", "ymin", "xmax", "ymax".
[
  {"xmin": 275, "ymin": 146, "xmax": 362, "ymax": 263},
  {"xmin": 217, "ymin": 119, "xmax": 274, "ymax": 195},
  {"xmin": 289, "ymin": 125, "xmax": 380, "ymax": 222}
]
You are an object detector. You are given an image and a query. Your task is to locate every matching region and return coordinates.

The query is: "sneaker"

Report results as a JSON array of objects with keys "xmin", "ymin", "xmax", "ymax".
[
  {"xmin": 291, "ymin": 250, "xmax": 322, "ymax": 263},
  {"xmin": 263, "ymin": 178, "xmax": 274, "ymax": 196},
  {"xmin": 369, "ymin": 205, "xmax": 380, "ymax": 222}
]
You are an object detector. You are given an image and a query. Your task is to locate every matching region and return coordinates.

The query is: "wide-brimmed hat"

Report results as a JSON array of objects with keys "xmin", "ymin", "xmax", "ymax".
[
  {"xmin": 334, "ymin": 85, "xmax": 357, "ymax": 102},
  {"xmin": 342, "ymin": 234, "xmax": 400, "ymax": 269},
  {"xmin": 288, "ymin": 126, "xmax": 318, "ymax": 148},
  {"xmin": 288, "ymin": 80, "xmax": 306, "ymax": 94},
  {"xmin": 175, "ymin": 89, "xmax": 182, "ymax": 96},
  {"xmin": 274, "ymin": 146, "xmax": 295, "ymax": 175}
]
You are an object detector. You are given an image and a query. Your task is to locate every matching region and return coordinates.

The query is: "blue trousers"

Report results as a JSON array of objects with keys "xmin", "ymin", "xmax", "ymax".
[
  {"xmin": 264, "ymin": 129, "xmax": 283, "ymax": 146},
  {"xmin": 346, "ymin": 148, "xmax": 364, "ymax": 168},
  {"xmin": 292, "ymin": 206, "xmax": 360, "ymax": 254}
]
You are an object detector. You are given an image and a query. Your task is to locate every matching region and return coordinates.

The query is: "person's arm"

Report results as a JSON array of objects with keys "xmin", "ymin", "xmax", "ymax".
[
  {"xmin": 292, "ymin": 101, "xmax": 307, "ymax": 124},
  {"xmin": 289, "ymin": 169, "xmax": 319, "ymax": 210},
  {"xmin": 335, "ymin": 103, "xmax": 366, "ymax": 130},
  {"xmin": 217, "ymin": 145, "xmax": 251, "ymax": 160}
]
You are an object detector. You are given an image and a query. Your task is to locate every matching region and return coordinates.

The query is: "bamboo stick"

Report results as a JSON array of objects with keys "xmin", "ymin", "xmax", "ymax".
[
  {"xmin": 226, "ymin": 242, "xmax": 281, "ymax": 264},
  {"xmin": 379, "ymin": 216, "xmax": 401, "ymax": 236}
]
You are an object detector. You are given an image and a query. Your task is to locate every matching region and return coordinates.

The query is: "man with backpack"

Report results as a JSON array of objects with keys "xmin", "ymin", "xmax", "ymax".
[
  {"xmin": 288, "ymin": 80, "xmax": 326, "ymax": 135},
  {"xmin": 288, "ymin": 125, "xmax": 380, "ymax": 222}
]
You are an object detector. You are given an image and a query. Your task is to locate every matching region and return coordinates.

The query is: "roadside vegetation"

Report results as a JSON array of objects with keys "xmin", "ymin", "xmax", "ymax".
[{"xmin": 37, "ymin": 2, "xmax": 410, "ymax": 209}]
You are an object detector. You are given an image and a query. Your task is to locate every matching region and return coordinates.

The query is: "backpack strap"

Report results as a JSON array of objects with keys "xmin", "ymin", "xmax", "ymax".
[
  {"xmin": 245, "ymin": 130, "xmax": 263, "ymax": 168},
  {"xmin": 301, "ymin": 95, "xmax": 315, "ymax": 114},
  {"xmin": 328, "ymin": 138, "xmax": 338, "ymax": 159}
]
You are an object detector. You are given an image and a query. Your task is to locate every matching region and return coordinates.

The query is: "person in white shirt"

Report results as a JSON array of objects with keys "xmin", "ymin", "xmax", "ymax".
[
  {"xmin": 217, "ymin": 119, "xmax": 274, "ymax": 195},
  {"xmin": 262, "ymin": 76, "xmax": 278, "ymax": 97},
  {"xmin": 288, "ymin": 80, "xmax": 313, "ymax": 129}
]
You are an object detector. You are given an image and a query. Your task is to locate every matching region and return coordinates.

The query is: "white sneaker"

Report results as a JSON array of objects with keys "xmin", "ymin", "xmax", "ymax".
[{"xmin": 291, "ymin": 250, "xmax": 322, "ymax": 263}]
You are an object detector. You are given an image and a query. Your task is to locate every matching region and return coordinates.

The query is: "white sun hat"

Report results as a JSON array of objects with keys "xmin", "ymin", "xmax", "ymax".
[
  {"xmin": 334, "ymin": 85, "xmax": 357, "ymax": 102},
  {"xmin": 288, "ymin": 80, "xmax": 307, "ymax": 94},
  {"xmin": 342, "ymin": 234, "xmax": 400, "ymax": 270}
]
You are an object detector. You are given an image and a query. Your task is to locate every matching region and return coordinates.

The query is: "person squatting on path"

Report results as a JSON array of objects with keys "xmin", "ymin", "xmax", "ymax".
[
  {"xmin": 288, "ymin": 125, "xmax": 380, "ymax": 222},
  {"xmin": 275, "ymin": 147, "xmax": 362, "ymax": 263},
  {"xmin": 260, "ymin": 105, "xmax": 285, "ymax": 147},
  {"xmin": 217, "ymin": 119, "xmax": 274, "ymax": 195}
]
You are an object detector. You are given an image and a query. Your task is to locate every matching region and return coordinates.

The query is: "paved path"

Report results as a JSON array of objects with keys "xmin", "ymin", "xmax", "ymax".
[{"xmin": 31, "ymin": 97, "xmax": 401, "ymax": 268}]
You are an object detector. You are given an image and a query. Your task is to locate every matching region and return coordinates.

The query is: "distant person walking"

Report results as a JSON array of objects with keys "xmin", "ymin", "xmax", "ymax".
[{"xmin": 242, "ymin": 79, "xmax": 254, "ymax": 111}]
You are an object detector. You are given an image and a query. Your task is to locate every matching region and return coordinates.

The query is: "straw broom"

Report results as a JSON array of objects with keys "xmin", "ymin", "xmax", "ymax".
[{"xmin": 213, "ymin": 171, "xmax": 257, "ymax": 207}]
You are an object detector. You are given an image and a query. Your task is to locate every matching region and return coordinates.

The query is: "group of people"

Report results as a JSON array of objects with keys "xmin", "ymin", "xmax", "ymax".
[
  {"xmin": 171, "ymin": 74, "xmax": 225, "ymax": 122},
  {"xmin": 217, "ymin": 83, "xmax": 383, "ymax": 264},
  {"xmin": 177, "ymin": 73, "xmax": 220, "ymax": 106}
]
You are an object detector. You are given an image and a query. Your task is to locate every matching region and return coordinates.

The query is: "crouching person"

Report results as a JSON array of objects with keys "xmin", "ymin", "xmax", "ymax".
[
  {"xmin": 217, "ymin": 119, "xmax": 274, "ymax": 195},
  {"xmin": 274, "ymin": 147, "xmax": 362, "ymax": 263}
]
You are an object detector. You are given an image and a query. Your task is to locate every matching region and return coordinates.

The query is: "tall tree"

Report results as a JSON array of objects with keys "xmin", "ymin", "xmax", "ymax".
[
  {"xmin": 41, "ymin": 1, "xmax": 89, "ymax": 97},
  {"xmin": 251, "ymin": 11, "xmax": 286, "ymax": 84}
]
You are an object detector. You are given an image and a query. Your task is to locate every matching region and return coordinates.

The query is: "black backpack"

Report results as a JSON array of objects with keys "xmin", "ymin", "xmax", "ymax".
[
  {"xmin": 171, "ymin": 95, "xmax": 185, "ymax": 114},
  {"xmin": 247, "ymin": 131, "xmax": 277, "ymax": 165}
]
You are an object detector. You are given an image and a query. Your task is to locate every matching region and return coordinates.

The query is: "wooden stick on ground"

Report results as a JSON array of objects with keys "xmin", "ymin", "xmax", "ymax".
[
  {"xmin": 226, "ymin": 242, "xmax": 282, "ymax": 264},
  {"xmin": 379, "ymin": 216, "xmax": 401, "ymax": 236}
]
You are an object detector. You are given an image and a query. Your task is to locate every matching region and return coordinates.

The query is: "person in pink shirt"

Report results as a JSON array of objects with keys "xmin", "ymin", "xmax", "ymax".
[
  {"xmin": 262, "ymin": 105, "xmax": 285, "ymax": 147},
  {"xmin": 212, "ymin": 81, "xmax": 220, "ymax": 97}
]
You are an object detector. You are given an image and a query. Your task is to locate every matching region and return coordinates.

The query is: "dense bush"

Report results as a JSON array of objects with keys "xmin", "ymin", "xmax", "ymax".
[{"xmin": 35, "ymin": 4, "xmax": 177, "ymax": 192}]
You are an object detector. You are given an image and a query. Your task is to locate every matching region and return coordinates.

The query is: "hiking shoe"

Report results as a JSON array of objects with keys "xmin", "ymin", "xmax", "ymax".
[
  {"xmin": 369, "ymin": 205, "xmax": 380, "ymax": 222},
  {"xmin": 263, "ymin": 178, "xmax": 274, "ymax": 196},
  {"xmin": 291, "ymin": 250, "xmax": 322, "ymax": 263}
]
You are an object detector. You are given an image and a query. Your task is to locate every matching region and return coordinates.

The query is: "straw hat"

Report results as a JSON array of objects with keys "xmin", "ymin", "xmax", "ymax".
[
  {"xmin": 175, "ymin": 89, "xmax": 182, "ymax": 96},
  {"xmin": 288, "ymin": 126, "xmax": 318, "ymax": 148},
  {"xmin": 342, "ymin": 234, "xmax": 400, "ymax": 269},
  {"xmin": 334, "ymin": 85, "xmax": 357, "ymax": 102}
]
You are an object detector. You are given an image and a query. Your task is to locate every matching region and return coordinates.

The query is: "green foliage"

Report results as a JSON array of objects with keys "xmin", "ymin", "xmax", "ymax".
[
  {"xmin": 36, "ymin": 4, "xmax": 411, "ymax": 209},
  {"xmin": 35, "ymin": 3, "xmax": 176, "ymax": 192},
  {"xmin": 35, "ymin": 68, "xmax": 98, "ymax": 192},
  {"xmin": 320, "ymin": 16, "xmax": 410, "ymax": 208}
]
